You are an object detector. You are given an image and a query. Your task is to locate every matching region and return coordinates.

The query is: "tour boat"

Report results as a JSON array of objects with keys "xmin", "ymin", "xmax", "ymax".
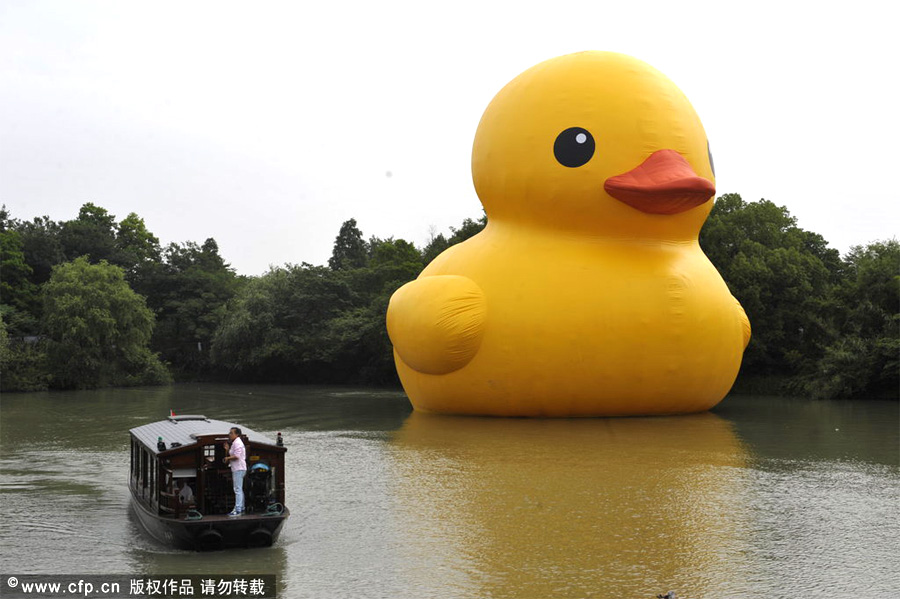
[{"xmin": 129, "ymin": 414, "xmax": 289, "ymax": 550}]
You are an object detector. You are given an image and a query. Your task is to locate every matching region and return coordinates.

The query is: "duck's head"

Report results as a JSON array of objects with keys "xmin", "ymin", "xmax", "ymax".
[{"xmin": 472, "ymin": 52, "xmax": 716, "ymax": 242}]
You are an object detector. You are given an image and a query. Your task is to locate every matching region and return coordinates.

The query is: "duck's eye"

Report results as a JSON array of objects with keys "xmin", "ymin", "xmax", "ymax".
[
  {"xmin": 554, "ymin": 127, "xmax": 595, "ymax": 168},
  {"xmin": 707, "ymin": 140, "xmax": 715, "ymax": 176}
]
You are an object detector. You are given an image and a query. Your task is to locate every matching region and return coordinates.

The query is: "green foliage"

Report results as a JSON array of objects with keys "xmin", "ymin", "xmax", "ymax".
[
  {"xmin": 60, "ymin": 202, "xmax": 118, "ymax": 263},
  {"xmin": 211, "ymin": 263, "xmax": 360, "ymax": 380},
  {"xmin": 0, "ymin": 331, "xmax": 51, "ymax": 393},
  {"xmin": 14, "ymin": 215, "xmax": 65, "ymax": 286},
  {"xmin": 329, "ymin": 218, "xmax": 368, "ymax": 270},
  {"xmin": 423, "ymin": 214, "xmax": 486, "ymax": 265},
  {"xmin": 701, "ymin": 196, "xmax": 897, "ymax": 399},
  {"xmin": 0, "ymin": 311, "xmax": 7, "ymax": 364},
  {"xmin": 115, "ymin": 212, "xmax": 162, "ymax": 276},
  {"xmin": 0, "ymin": 209, "xmax": 40, "ymax": 335},
  {"xmin": 1, "ymin": 339, "xmax": 52, "ymax": 392},
  {"xmin": 700, "ymin": 194, "xmax": 838, "ymax": 374},
  {"xmin": 837, "ymin": 240, "xmax": 900, "ymax": 326},
  {"xmin": 213, "ymin": 223, "xmax": 428, "ymax": 384},
  {"xmin": 41, "ymin": 257, "xmax": 171, "ymax": 389},
  {"xmin": 422, "ymin": 233, "xmax": 450, "ymax": 265},
  {"xmin": 2, "ymin": 203, "xmax": 233, "ymax": 388},
  {"xmin": 8, "ymin": 206, "xmax": 168, "ymax": 335},
  {"xmin": 802, "ymin": 334, "xmax": 898, "ymax": 400},
  {"xmin": 802, "ymin": 240, "xmax": 899, "ymax": 399},
  {"xmin": 448, "ymin": 215, "xmax": 488, "ymax": 245},
  {"xmin": 344, "ymin": 237, "xmax": 425, "ymax": 381},
  {"xmin": 3, "ymin": 197, "xmax": 894, "ymax": 399},
  {"xmin": 368, "ymin": 238, "xmax": 424, "ymax": 292},
  {"xmin": 139, "ymin": 239, "xmax": 239, "ymax": 377}
]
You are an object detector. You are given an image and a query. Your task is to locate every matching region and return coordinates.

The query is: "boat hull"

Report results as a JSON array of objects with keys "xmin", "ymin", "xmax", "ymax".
[{"xmin": 131, "ymin": 497, "xmax": 289, "ymax": 551}]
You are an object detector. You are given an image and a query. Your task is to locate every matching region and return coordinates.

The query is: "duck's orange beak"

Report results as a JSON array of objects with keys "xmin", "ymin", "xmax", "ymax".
[{"xmin": 604, "ymin": 150, "xmax": 715, "ymax": 215}]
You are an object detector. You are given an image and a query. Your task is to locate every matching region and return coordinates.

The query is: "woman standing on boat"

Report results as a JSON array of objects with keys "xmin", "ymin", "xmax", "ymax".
[{"xmin": 223, "ymin": 427, "xmax": 247, "ymax": 517}]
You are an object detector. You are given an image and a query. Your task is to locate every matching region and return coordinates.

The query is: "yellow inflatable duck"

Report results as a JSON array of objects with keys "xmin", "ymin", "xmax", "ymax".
[{"xmin": 387, "ymin": 51, "xmax": 750, "ymax": 417}]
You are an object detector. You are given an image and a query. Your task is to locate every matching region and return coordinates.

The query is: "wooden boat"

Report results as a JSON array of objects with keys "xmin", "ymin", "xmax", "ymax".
[{"xmin": 129, "ymin": 414, "xmax": 289, "ymax": 550}]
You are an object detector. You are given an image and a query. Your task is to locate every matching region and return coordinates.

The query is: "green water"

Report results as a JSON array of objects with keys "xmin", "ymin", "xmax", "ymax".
[{"xmin": 1, "ymin": 384, "xmax": 897, "ymax": 598}]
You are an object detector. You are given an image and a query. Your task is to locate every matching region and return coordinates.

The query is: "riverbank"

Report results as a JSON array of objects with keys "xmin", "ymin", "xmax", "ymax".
[
  {"xmin": 5, "ymin": 373, "xmax": 898, "ymax": 402},
  {"xmin": 730, "ymin": 373, "xmax": 898, "ymax": 401},
  {"xmin": 728, "ymin": 374, "xmax": 795, "ymax": 397}
]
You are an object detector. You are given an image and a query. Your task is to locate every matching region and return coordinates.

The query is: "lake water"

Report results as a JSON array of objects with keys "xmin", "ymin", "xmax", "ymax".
[{"xmin": 1, "ymin": 384, "xmax": 897, "ymax": 598}]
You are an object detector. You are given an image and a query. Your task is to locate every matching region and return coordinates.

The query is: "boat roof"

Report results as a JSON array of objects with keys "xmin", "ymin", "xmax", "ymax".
[{"xmin": 129, "ymin": 415, "xmax": 277, "ymax": 454}]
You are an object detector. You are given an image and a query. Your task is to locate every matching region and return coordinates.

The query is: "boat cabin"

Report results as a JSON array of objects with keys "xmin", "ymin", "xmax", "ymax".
[{"xmin": 129, "ymin": 415, "xmax": 286, "ymax": 519}]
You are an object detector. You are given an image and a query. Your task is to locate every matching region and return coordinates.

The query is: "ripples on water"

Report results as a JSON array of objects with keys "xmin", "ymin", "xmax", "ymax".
[{"xmin": 1, "ymin": 385, "xmax": 897, "ymax": 598}]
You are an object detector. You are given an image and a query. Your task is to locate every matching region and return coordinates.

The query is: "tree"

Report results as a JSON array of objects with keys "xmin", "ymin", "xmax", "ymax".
[
  {"xmin": 447, "ymin": 215, "xmax": 487, "ymax": 245},
  {"xmin": 115, "ymin": 212, "xmax": 161, "ymax": 278},
  {"xmin": 328, "ymin": 236, "xmax": 424, "ymax": 382},
  {"xmin": 422, "ymin": 214, "xmax": 488, "ymax": 266},
  {"xmin": 41, "ymin": 257, "xmax": 171, "ymax": 389},
  {"xmin": 211, "ymin": 263, "xmax": 359, "ymax": 381},
  {"xmin": 142, "ymin": 239, "xmax": 239, "ymax": 376},
  {"xmin": 700, "ymin": 194, "xmax": 837, "ymax": 375},
  {"xmin": 14, "ymin": 215, "xmax": 65, "ymax": 286},
  {"xmin": 422, "ymin": 233, "xmax": 450, "ymax": 265},
  {"xmin": 803, "ymin": 240, "xmax": 899, "ymax": 399},
  {"xmin": 0, "ymin": 312, "xmax": 9, "ymax": 378},
  {"xmin": 367, "ymin": 238, "xmax": 423, "ymax": 293},
  {"xmin": 838, "ymin": 240, "xmax": 900, "ymax": 326},
  {"xmin": 0, "ymin": 309, "xmax": 50, "ymax": 392},
  {"xmin": 59, "ymin": 202, "xmax": 118, "ymax": 263},
  {"xmin": 212, "ymin": 219, "xmax": 427, "ymax": 384},
  {"xmin": 0, "ymin": 208, "xmax": 39, "ymax": 335},
  {"xmin": 328, "ymin": 218, "xmax": 368, "ymax": 270}
]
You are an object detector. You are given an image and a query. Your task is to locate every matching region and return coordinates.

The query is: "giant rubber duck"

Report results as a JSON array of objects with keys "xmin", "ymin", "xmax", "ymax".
[{"xmin": 386, "ymin": 51, "xmax": 751, "ymax": 417}]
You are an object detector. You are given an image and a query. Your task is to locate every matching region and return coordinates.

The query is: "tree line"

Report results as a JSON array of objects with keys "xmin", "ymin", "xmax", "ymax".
[{"xmin": 1, "ymin": 195, "xmax": 897, "ymax": 399}]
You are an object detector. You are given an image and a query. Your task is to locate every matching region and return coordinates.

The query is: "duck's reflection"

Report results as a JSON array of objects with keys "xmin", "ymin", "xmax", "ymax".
[{"xmin": 389, "ymin": 412, "xmax": 752, "ymax": 598}]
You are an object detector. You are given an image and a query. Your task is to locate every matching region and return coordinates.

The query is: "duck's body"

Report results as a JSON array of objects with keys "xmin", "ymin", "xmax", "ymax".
[{"xmin": 387, "ymin": 51, "xmax": 750, "ymax": 417}]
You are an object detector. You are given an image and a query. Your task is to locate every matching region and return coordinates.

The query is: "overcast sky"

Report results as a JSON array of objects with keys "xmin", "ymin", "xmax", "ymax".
[{"xmin": 1, "ymin": 1, "xmax": 897, "ymax": 275}]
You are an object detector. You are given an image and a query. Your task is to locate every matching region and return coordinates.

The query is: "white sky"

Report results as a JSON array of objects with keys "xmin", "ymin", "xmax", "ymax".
[{"xmin": 1, "ymin": 0, "xmax": 897, "ymax": 275}]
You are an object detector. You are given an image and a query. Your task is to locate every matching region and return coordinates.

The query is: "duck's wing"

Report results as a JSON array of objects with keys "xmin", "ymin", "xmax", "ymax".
[{"xmin": 387, "ymin": 275, "xmax": 487, "ymax": 375}]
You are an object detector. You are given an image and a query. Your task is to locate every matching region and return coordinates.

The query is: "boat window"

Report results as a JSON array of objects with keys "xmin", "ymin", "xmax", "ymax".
[
  {"xmin": 203, "ymin": 444, "xmax": 217, "ymax": 466},
  {"xmin": 135, "ymin": 443, "xmax": 142, "ymax": 484},
  {"xmin": 141, "ymin": 449, "xmax": 149, "ymax": 490}
]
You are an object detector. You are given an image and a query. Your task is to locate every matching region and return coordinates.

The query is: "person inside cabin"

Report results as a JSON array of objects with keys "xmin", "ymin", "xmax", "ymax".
[
  {"xmin": 223, "ymin": 427, "xmax": 247, "ymax": 517},
  {"xmin": 178, "ymin": 479, "xmax": 194, "ymax": 505}
]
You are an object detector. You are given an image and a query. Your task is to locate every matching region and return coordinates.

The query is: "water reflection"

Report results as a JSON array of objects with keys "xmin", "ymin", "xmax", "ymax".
[
  {"xmin": 716, "ymin": 395, "xmax": 900, "ymax": 466},
  {"xmin": 2, "ymin": 387, "xmax": 897, "ymax": 597},
  {"xmin": 389, "ymin": 412, "xmax": 753, "ymax": 598}
]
